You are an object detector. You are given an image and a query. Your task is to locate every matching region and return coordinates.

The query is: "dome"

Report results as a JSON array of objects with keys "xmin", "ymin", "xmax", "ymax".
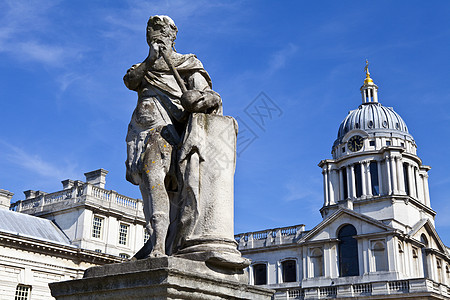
[{"xmin": 333, "ymin": 102, "xmax": 413, "ymax": 149}]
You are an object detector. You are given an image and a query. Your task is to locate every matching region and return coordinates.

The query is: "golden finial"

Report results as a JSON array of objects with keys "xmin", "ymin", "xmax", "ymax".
[{"xmin": 364, "ymin": 59, "xmax": 373, "ymax": 84}]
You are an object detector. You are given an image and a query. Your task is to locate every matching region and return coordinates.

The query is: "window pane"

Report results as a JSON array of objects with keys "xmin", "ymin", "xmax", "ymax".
[
  {"xmin": 342, "ymin": 168, "xmax": 348, "ymax": 200},
  {"xmin": 119, "ymin": 224, "xmax": 129, "ymax": 245},
  {"xmin": 403, "ymin": 163, "xmax": 410, "ymax": 195},
  {"xmin": 15, "ymin": 285, "xmax": 31, "ymax": 300},
  {"xmin": 370, "ymin": 162, "xmax": 379, "ymax": 195},
  {"xmin": 253, "ymin": 264, "xmax": 267, "ymax": 285},
  {"xmin": 282, "ymin": 260, "xmax": 296, "ymax": 282},
  {"xmin": 338, "ymin": 225, "xmax": 359, "ymax": 277},
  {"xmin": 92, "ymin": 216, "xmax": 103, "ymax": 239},
  {"xmin": 354, "ymin": 164, "xmax": 362, "ymax": 198}
]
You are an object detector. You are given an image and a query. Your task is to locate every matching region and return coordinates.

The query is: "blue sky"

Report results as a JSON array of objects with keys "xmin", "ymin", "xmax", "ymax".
[{"xmin": 1, "ymin": 1, "xmax": 450, "ymax": 244}]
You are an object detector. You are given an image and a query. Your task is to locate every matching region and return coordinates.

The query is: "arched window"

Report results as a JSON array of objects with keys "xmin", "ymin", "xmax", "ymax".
[
  {"xmin": 281, "ymin": 259, "xmax": 297, "ymax": 282},
  {"xmin": 310, "ymin": 248, "xmax": 323, "ymax": 277},
  {"xmin": 420, "ymin": 234, "xmax": 429, "ymax": 277},
  {"xmin": 338, "ymin": 224, "xmax": 359, "ymax": 276},
  {"xmin": 370, "ymin": 161, "xmax": 379, "ymax": 195},
  {"xmin": 372, "ymin": 241, "xmax": 388, "ymax": 271},
  {"xmin": 253, "ymin": 263, "xmax": 267, "ymax": 285}
]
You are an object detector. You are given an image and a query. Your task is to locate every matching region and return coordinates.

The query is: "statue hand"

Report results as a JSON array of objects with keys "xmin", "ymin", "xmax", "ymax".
[
  {"xmin": 180, "ymin": 90, "xmax": 202, "ymax": 112},
  {"xmin": 181, "ymin": 90, "xmax": 220, "ymax": 113},
  {"xmin": 147, "ymin": 42, "xmax": 160, "ymax": 64}
]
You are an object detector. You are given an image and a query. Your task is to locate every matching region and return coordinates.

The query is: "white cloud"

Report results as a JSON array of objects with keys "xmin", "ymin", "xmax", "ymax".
[
  {"xmin": 0, "ymin": 140, "xmax": 77, "ymax": 181},
  {"xmin": 0, "ymin": 0, "xmax": 85, "ymax": 66},
  {"xmin": 268, "ymin": 43, "xmax": 299, "ymax": 75}
]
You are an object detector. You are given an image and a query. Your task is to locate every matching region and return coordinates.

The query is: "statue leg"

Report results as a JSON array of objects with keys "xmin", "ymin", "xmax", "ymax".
[{"xmin": 140, "ymin": 130, "xmax": 173, "ymax": 256}]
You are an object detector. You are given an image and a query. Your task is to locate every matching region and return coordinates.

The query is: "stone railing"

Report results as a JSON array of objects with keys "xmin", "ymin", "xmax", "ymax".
[
  {"xmin": 235, "ymin": 224, "xmax": 306, "ymax": 249},
  {"xmin": 273, "ymin": 278, "xmax": 449, "ymax": 299},
  {"xmin": 10, "ymin": 183, "xmax": 142, "ymax": 216}
]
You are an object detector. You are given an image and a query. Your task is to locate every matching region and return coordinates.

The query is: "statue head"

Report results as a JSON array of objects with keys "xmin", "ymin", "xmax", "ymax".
[{"xmin": 146, "ymin": 15, "xmax": 178, "ymax": 48}]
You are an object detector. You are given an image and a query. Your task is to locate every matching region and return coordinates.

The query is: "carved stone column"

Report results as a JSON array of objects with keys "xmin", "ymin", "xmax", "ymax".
[
  {"xmin": 423, "ymin": 173, "xmax": 430, "ymax": 207},
  {"xmin": 390, "ymin": 156, "xmax": 398, "ymax": 194},
  {"xmin": 416, "ymin": 169, "xmax": 424, "ymax": 203},
  {"xmin": 396, "ymin": 156, "xmax": 406, "ymax": 195},
  {"xmin": 360, "ymin": 161, "xmax": 367, "ymax": 198},
  {"xmin": 348, "ymin": 164, "xmax": 355, "ymax": 199},
  {"xmin": 322, "ymin": 167, "xmax": 329, "ymax": 206}
]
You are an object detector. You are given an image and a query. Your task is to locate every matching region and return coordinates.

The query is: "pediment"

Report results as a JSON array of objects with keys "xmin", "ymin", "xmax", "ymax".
[
  {"xmin": 409, "ymin": 218, "xmax": 447, "ymax": 253},
  {"xmin": 299, "ymin": 208, "xmax": 393, "ymax": 243}
]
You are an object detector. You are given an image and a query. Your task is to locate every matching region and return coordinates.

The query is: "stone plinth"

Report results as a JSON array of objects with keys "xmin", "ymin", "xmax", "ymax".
[{"xmin": 49, "ymin": 256, "xmax": 274, "ymax": 300}]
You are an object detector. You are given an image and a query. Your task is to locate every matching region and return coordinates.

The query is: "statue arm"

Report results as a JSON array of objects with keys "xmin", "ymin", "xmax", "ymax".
[
  {"xmin": 123, "ymin": 62, "xmax": 148, "ymax": 91},
  {"xmin": 124, "ymin": 43, "xmax": 160, "ymax": 91},
  {"xmin": 181, "ymin": 72, "xmax": 223, "ymax": 114}
]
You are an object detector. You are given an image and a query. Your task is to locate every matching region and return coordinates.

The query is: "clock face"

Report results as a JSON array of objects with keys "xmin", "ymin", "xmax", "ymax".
[{"xmin": 347, "ymin": 135, "xmax": 364, "ymax": 152}]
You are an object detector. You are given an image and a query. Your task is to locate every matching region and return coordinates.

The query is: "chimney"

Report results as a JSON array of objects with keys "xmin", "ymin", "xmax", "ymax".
[
  {"xmin": 61, "ymin": 179, "xmax": 74, "ymax": 190},
  {"xmin": 24, "ymin": 190, "xmax": 37, "ymax": 200},
  {"xmin": 0, "ymin": 189, "xmax": 14, "ymax": 209},
  {"xmin": 84, "ymin": 169, "xmax": 109, "ymax": 189}
]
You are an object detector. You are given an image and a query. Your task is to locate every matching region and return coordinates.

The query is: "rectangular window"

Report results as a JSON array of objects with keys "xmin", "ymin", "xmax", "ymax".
[
  {"xmin": 282, "ymin": 260, "xmax": 297, "ymax": 282},
  {"xmin": 342, "ymin": 168, "xmax": 348, "ymax": 200},
  {"xmin": 386, "ymin": 140, "xmax": 391, "ymax": 146},
  {"xmin": 403, "ymin": 163, "xmax": 410, "ymax": 196},
  {"xmin": 354, "ymin": 164, "xmax": 362, "ymax": 198},
  {"xmin": 119, "ymin": 223, "xmax": 129, "ymax": 245},
  {"xmin": 119, "ymin": 253, "xmax": 130, "ymax": 259},
  {"xmin": 369, "ymin": 140, "xmax": 375, "ymax": 147},
  {"xmin": 15, "ymin": 285, "xmax": 31, "ymax": 300},
  {"xmin": 253, "ymin": 264, "xmax": 267, "ymax": 285},
  {"xmin": 370, "ymin": 161, "xmax": 379, "ymax": 195},
  {"xmin": 92, "ymin": 216, "xmax": 103, "ymax": 239}
]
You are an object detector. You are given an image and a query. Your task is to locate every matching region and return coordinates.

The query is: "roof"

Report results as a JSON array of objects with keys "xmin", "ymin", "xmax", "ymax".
[
  {"xmin": 333, "ymin": 102, "xmax": 414, "ymax": 149},
  {"xmin": 0, "ymin": 209, "xmax": 71, "ymax": 245}
]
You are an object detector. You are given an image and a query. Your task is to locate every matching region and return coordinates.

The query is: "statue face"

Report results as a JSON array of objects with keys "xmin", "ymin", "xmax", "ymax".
[{"xmin": 147, "ymin": 16, "xmax": 176, "ymax": 47}]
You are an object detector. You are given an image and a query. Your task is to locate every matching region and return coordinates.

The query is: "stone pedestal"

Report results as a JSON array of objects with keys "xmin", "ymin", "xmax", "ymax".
[{"xmin": 49, "ymin": 256, "xmax": 274, "ymax": 300}]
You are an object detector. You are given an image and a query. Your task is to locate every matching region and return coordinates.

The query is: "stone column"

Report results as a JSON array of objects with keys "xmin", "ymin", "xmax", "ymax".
[
  {"xmin": 416, "ymin": 169, "xmax": 424, "ymax": 203},
  {"xmin": 423, "ymin": 174, "xmax": 430, "ymax": 207},
  {"xmin": 361, "ymin": 162, "xmax": 367, "ymax": 197},
  {"xmin": 377, "ymin": 160, "xmax": 383, "ymax": 196},
  {"xmin": 348, "ymin": 165, "xmax": 355, "ymax": 199},
  {"xmin": 396, "ymin": 156, "xmax": 405, "ymax": 195},
  {"xmin": 329, "ymin": 168, "xmax": 338, "ymax": 205},
  {"xmin": 385, "ymin": 157, "xmax": 392, "ymax": 195},
  {"xmin": 408, "ymin": 164, "xmax": 415, "ymax": 198},
  {"xmin": 390, "ymin": 156, "xmax": 398, "ymax": 194},
  {"xmin": 322, "ymin": 167, "xmax": 329, "ymax": 206},
  {"xmin": 365, "ymin": 161, "xmax": 372, "ymax": 197}
]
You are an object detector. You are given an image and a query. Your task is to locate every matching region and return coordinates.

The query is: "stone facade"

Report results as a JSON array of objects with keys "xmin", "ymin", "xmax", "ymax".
[
  {"xmin": 0, "ymin": 189, "xmax": 122, "ymax": 300},
  {"xmin": 12, "ymin": 169, "xmax": 147, "ymax": 259},
  {"xmin": 235, "ymin": 67, "xmax": 450, "ymax": 299}
]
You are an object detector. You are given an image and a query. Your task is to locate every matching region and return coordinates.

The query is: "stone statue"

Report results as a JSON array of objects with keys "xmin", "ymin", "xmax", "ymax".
[{"xmin": 125, "ymin": 15, "xmax": 248, "ymax": 268}]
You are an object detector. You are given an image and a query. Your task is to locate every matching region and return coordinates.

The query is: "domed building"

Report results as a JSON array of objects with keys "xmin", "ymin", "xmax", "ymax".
[{"xmin": 236, "ymin": 63, "xmax": 450, "ymax": 299}]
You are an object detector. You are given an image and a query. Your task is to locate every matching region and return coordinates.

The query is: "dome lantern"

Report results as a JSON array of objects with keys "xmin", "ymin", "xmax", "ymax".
[{"xmin": 360, "ymin": 60, "xmax": 379, "ymax": 104}]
